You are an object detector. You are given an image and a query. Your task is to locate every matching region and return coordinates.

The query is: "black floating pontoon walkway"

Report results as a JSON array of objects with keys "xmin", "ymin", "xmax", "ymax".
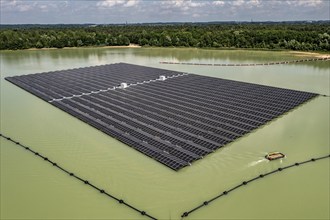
[{"xmin": 5, "ymin": 63, "xmax": 318, "ymax": 170}]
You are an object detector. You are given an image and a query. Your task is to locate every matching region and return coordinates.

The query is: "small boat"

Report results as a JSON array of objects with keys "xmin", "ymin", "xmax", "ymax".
[{"xmin": 265, "ymin": 152, "xmax": 285, "ymax": 161}]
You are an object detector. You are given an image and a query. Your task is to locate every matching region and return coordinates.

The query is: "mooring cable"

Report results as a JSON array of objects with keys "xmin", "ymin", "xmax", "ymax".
[
  {"xmin": 160, "ymin": 57, "xmax": 329, "ymax": 67},
  {"xmin": 1, "ymin": 133, "xmax": 329, "ymax": 219},
  {"xmin": 0, "ymin": 133, "xmax": 157, "ymax": 220},
  {"xmin": 181, "ymin": 154, "xmax": 330, "ymax": 218}
]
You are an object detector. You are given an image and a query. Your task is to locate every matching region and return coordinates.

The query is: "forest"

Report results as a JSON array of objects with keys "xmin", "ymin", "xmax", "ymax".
[{"xmin": 0, "ymin": 23, "xmax": 329, "ymax": 51}]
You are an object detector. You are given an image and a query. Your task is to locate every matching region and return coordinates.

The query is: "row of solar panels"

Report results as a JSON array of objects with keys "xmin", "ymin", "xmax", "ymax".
[
  {"xmin": 154, "ymin": 75, "xmax": 316, "ymax": 114},
  {"xmin": 8, "ymin": 63, "xmax": 179, "ymax": 100},
  {"xmin": 110, "ymin": 88, "xmax": 251, "ymax": 137},
  {"xmin": 171, "ymin": 75, "xmax": 314, "ymax": 107},
  {"xmin": 67, "ymin": 96, "xmax": 221, "ymax": 153},
  {"xmin": 52, "ymin": 99, "xmax": 193, "ymax": 170},
  {"xmin": 136, "ymin": 82, "xmax": 276, "ymax": 119},
  {"xmin": 128, "ymin": 84, "xmax": 267, "ymax": 126},
  {"xmin": 129, "ymin": 78, "xmax": 315, "ymax": 122},
  {"xmin": 83, "ymin": 93, "xmax": 230, "ymax": 147}
]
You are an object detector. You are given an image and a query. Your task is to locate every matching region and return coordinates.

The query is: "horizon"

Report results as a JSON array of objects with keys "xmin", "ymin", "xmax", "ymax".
[{"xmin": 1, "ymin": 20, "xmax": 329, "ymax": 26}]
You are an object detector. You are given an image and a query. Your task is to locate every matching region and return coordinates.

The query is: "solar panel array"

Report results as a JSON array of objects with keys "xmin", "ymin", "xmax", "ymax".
[{"xmin": 5, "ymin": 63, "xmax": 318, "ymax": 170}]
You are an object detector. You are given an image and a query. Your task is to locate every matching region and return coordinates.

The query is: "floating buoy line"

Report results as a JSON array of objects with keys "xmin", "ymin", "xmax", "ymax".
[
  {"xmin": 0, "ymin": 133, "xmax": 157, "ymax": 220},
  {"xmin": 181, "ymin": 153, "xmax": 330, "ymax": 218},
  {"xmin": 160, "ymin": 57, "xmax": 329, "ymax": 67},
  {"xmin": 1, "ymin": 133, "xmax": 329, "ymax": 219}
]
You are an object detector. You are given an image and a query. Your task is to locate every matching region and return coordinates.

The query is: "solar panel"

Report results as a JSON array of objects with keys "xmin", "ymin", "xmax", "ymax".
[{"xmin": 5, "ymin": 63, "xmax": 318, "ymax": 170}]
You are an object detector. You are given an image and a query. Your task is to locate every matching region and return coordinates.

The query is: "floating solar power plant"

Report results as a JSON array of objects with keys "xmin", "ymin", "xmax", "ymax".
[{"xmin": 5, "ymin": 63, "xmax": 318, "ymax": 171}]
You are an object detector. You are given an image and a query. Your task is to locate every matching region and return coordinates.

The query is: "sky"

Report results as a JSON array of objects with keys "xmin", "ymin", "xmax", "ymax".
[{"xmin": 0, "ymin": 0, "xmax": 329, "ymax": 24}]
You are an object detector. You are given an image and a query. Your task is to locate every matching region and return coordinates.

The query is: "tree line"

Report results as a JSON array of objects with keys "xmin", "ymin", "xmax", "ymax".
[{"xmin": 0, "ymin": 23, "xmax": 329, "ymax": 51}]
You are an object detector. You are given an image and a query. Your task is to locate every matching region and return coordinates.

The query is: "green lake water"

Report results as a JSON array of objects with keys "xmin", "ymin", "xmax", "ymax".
[{"xmin": 1, "ymin": 48, "xmax": 329, "ymax": 219}]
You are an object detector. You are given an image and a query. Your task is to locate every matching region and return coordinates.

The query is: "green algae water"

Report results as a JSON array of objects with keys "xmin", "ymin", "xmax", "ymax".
[{"xmin": 1, "ymin": 48, "xmax": 329, "ymax": 219}]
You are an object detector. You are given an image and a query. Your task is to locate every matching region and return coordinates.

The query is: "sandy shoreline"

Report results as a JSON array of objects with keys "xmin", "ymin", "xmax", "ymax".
[
  {"xmin": 25, "ymin": 44, "xmax": 141, "ymax": 51},
  {"xmin": 289, "ymin": 51, "xmax": 330, "ymax": 59},
  {"xmin": 7, "ymin": 46, "xmax": 330, "ymax": 58}
]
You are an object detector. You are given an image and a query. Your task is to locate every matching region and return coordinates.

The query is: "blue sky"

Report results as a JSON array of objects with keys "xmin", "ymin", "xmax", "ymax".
[{"xmin": 1, "ymin": 0, "xmax": 329, "ymax": 24}]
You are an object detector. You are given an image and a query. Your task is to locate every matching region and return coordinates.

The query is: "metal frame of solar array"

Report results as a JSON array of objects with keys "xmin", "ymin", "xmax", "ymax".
[{"xmin": 5, "ymin": 63, "xmax": 318, "ymax": 171}]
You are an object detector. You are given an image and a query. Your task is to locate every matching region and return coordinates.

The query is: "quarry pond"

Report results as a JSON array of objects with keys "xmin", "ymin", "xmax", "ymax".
[{"xmin": 1, "ymin": 48, "xmax": 329, "ymax": 219}]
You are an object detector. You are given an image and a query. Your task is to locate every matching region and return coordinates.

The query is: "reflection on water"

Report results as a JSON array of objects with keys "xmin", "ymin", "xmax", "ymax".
[
  {"xmin": 1, "ymin": 48, "xmax": 329, "ymax": 220},
  {"xmin": 1, "ymin": 48, "xmax": 329, "ymax": 70}
]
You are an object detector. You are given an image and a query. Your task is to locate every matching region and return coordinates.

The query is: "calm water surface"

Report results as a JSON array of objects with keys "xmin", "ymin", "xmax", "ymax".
[{"xmin": 1, "ymin": 48, "xmax": 329, "ymax": 219}]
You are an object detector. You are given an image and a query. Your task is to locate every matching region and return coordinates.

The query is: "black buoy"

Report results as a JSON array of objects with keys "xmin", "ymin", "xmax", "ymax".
[
  {"xmin": 203, "ymin": 201, "xmax": 209, "ymax": 205},
  {"xmin": 16, "ymin": 142, "xmax": 20, "ymax": 145},
  {"xmin": 52, "ymin": 163, "xmax": 57, "ymax": 166},
  {"xmin": 295, "ymin": 162, "xmax": 300, "ymax": 166},
  {"xmin": 182, "ymin": 212, "xmax": 189, "ymax": 217},
  {"xmin": 44, "ymin": 157, "xmax": 48, "ymax": 161},
  {"xmin": 141, "ymin": 211, "xmax": 146, "ymax": 216},
  {"xmin": 70, "ymin": 173, "xmax": 74, "ymax": 176},
  {"xmin": 259, "ymin": 174, "xmax": 264, "ymax": 178},
  {"xmin": 100, "ymin": 189, "xmax": 105, "ymax": 193},
  {"xmin": 243, "ymin": 181, "xmax": 247, "ymax": 185},
  {"xmin": 25, "ymin": 147, "xmax": 29, "ymax": 150},
  {"xmin": 311, "ymin": 158, "xmax": 315, "ymax": 162},
  {"xmin": 278, "ymin": 168, "xmax": 283, "ymax": 171},
  {"xmin": 223, "ymin": 191, "xmax": 228, "ymax": 195},
  {"xmin": 35, "ymin": 152, "xmax": 39, "ymax": 155},
  {"xmin": 119, "ymin": 199, "xmax": 124, "ymax": 204},
  {"xmin": 7, "ymin": 137, "xmax": 11, "ymax": 140},
  {"xmin": 84, "ymin": 180, "xmax": 89, "ymax": 184}
]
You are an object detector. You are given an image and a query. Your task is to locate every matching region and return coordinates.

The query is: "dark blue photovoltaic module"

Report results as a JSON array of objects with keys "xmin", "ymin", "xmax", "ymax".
[{"xmin": 5, "ymin": 63, "xmax": 318, "ymax": 170}]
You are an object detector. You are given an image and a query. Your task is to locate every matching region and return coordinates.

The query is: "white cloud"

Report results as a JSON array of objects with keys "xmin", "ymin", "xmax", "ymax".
[
  {"xmin": 212, "ymin": 1, "xmax": 225, "ymax": 6},
  {"xmin": 247, "ymin": 0, "xmax": 260, "ymax": 6},
  {"xmin": 39, "ymin": 5, "xmax": 48, "ymax": 11},
  {"xmin": 97, "ymin": 0, "xmax": 124, "ymax": 7},
  {"xmin": 124, "ymin": 0, "xmax": 140, "ymax": 7},
  {"xmin": 1, "ymin": 0, "xmax": 18, "ymax": 8},
  {"xmin": 18, "ymin": 4, "xmax": 33, "ymax": 12},
  {"xmin": 1, "ymin": 0, "xmax": 329, "ymax": 24},
  {"xmin": 1, "ymin": 0, "xmax": 33, "ymax": 12},
  {"xmin": 231, "ymin": 0, "xmax": 245, "ymax": 6},
  {"xmin": 161, "ymin": 0, "xmax": 206, "ymax": 11},
  {"xmin": 0, "ymin": 0, "xmax": 64, "ymax": 13},
  {"xmin": 288, "ymin": 0, "xmax": 323, "ymax": 7},
  {"xmin": 97, "ymin": 0, "xmax": 140, "ymax": 8}
]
